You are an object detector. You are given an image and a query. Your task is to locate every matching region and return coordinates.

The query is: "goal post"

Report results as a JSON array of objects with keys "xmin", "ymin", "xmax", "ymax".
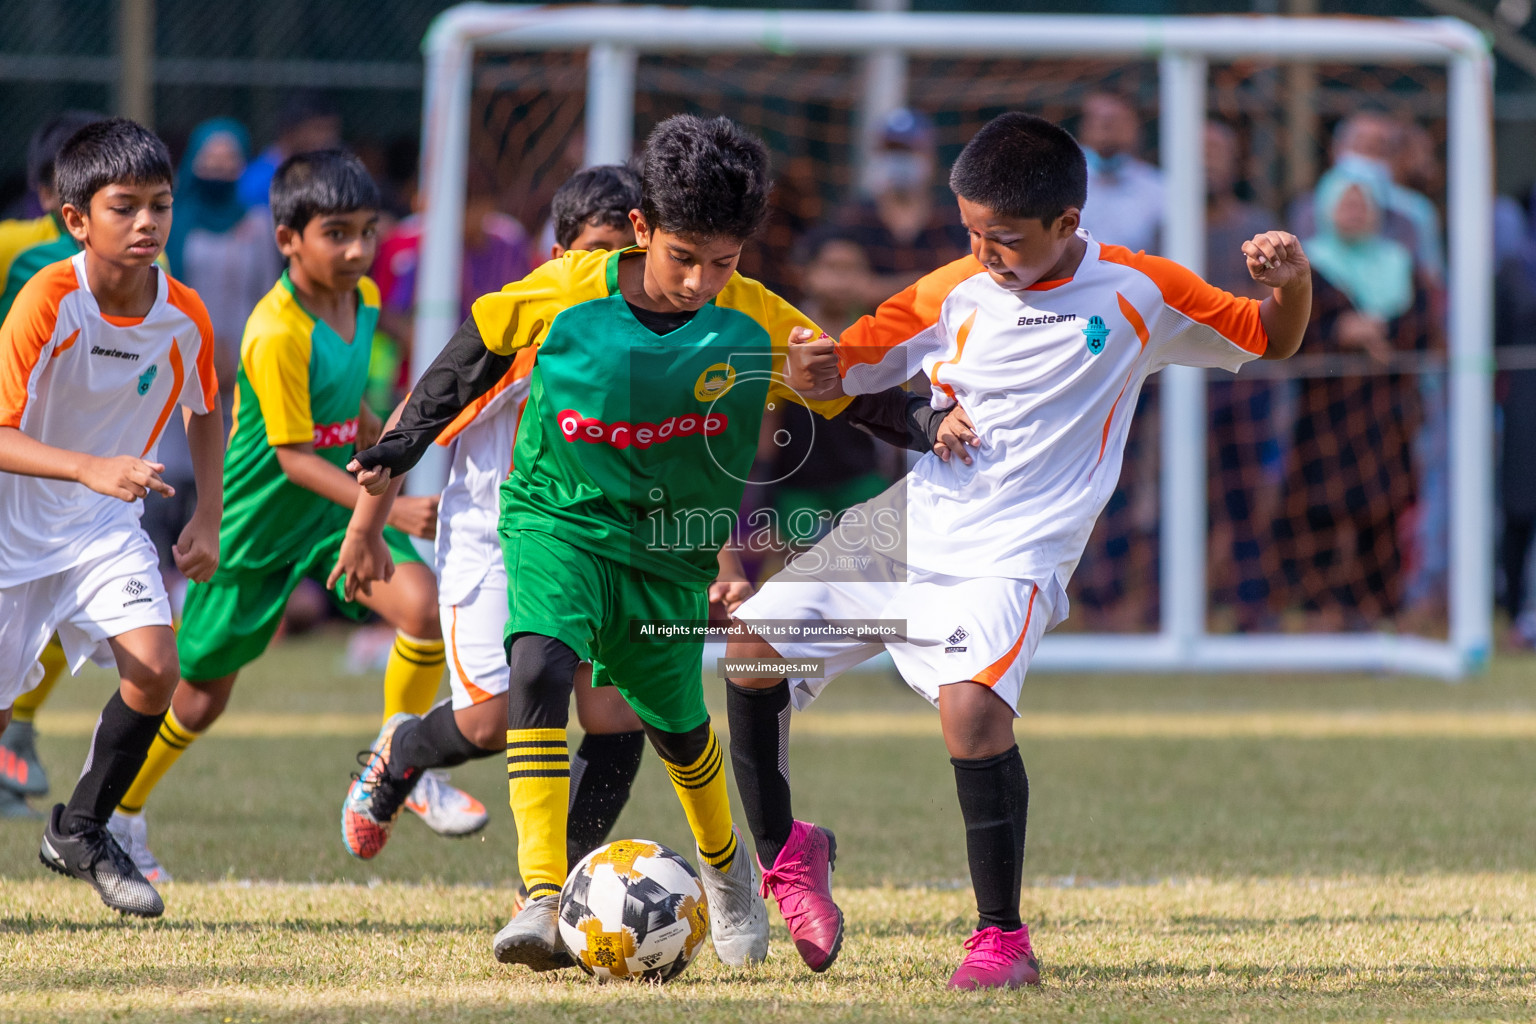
[{"xmin": 413, "ymin": 4, "xmax": 1493, "ymax": 678}]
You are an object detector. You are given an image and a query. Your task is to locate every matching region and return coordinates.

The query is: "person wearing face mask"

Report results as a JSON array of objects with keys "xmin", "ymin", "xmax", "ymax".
[
  {"xmin": 1288, "ymin": 113, "xmax": 1442, "ymax": 285},
  {"xmin": 836, "ymin": 108, "xmax": 969, "ymax": 306},
  {"xmin": 166, "ymin": 118, "xmax": 283, "ymax": 407},
  {"xmin": 1077, "ymin": 91, "xmax": 1164, "ymax": 255}
]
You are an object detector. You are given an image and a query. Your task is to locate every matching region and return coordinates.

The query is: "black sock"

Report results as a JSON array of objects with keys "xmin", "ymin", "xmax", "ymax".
[
  {"xmin": 566, "ymin": 730, "xmax": 645, "ymax": 864},
  {"xmin": 726, "ymin": 679, "xmax": 794, "ymax": 866},
  {"xmin": 390, "ymin": 702, "xmax": 496, "ymax": 780},
  {"xmin": 952, "ymin": 746, "xmax": 1028, "ymax": 933},
  {"xmin": 62, "ymin": 692, "xmax": 164, "ymax": 834}
]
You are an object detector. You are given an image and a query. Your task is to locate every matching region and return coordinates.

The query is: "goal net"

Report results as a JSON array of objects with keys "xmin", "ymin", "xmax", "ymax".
[{"xmin": 413, "ymin": 5, "xmax": 1493, "ymax": 677}]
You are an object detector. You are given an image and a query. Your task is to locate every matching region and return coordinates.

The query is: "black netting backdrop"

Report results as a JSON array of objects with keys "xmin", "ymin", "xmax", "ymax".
[{"xmin": 470, "ymin": 50, "xmax": 1451, "ymax": 638}]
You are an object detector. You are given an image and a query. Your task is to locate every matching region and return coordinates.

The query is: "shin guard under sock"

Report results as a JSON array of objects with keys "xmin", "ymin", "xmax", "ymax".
[
  {"xmin": 952, "ymin": 745, "xmax": 1029, "ymax": 932},
  {"xmin": 725, "ymin": 679, "xmax": 794, "ymax": 866}
]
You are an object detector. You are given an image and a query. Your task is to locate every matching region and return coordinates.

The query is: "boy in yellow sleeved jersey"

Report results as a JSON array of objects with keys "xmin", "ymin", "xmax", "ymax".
[{"xmin": 104, "ymin": 151, "xmax": 485, "ymax": 882}]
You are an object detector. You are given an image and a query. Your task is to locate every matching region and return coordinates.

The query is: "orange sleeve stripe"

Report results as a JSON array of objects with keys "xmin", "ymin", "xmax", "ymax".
[
  {"xmin": 436, "ymin": 346, "xmax": 537, "ymax": 446},
  {"xmin": 143, "ymin": 340, "xmax": 186, "ymax": 456},
  {"xmin": 836, "ymin": 256, "xmax": 985, "ymax": 374},
  {"xmin": 165, "ymin": 276, "xmax": 219, "ymax": 410},
  {"xmin": 1097, "ymin": 244, "xmax": 1267, "ymax": 355},
  {"xmin": 55, "ymin": 328, "xmax": 80, "ymax": 354},
  {"xmin": 973, "ymin": 584, "xmax": 1039, "ymax": 687},
  {"xmin": 930, "ymin": 309, "xmax": 978, "ymax": 403},
  {"xmin": 1098, "ymin": 367, "xmax": 1136, "ymax": 465},
  {"xmin": 0, "ymin": 260, "xmax": 78, "ymax": 428},
  {"xmin": 1116, "ymin": 292, "xmax": 1150, "ymax": 348}
]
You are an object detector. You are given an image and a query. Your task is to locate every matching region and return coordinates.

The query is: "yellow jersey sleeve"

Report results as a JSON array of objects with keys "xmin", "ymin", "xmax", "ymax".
[
  {"xmin": 715, "ymin": 274, "xmax": 853, "ymax": 420},
  {"xmin": 242, "ymin": 325, "xmax": 315, "ymax": 447},
  {"xmin": 471, "ymin": 249, "xmax": 611, "ymax": 356}
]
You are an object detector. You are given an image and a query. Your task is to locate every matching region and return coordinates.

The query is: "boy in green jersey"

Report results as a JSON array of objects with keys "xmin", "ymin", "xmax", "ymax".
[
  {"xmin": 106, "ymin": 151, "xmax": 484, "ymax": 882},
  {"xmin": 336, "ymin": 115, "xmax": 948, "ymax": 972}
]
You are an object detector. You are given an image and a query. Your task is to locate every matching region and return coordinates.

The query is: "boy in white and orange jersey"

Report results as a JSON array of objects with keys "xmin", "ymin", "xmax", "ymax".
[
  {"xmin": 725, "ymin": 112, "xmax": 1313, "ymax": 987},
  {"xmin": 0, "ymin": 118, "xmax": 224, "ymax": 918}
]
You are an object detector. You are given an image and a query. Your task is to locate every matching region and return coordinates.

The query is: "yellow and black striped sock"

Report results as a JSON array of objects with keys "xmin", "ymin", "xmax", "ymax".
[
  {"xmin": 662, "ymin": 728, "xmax": 737, "ymax": 872},
  {"xmin": 11, "ymin": 641, "xmax": 66, "ymax": 724},
  {"xmin": 507, "ymin": 727, "xmax": 570, "ymax": 902},
  {"xmin": 382, "ymin": 632, "xmax": 446, "ymax": 723},
  {"xmin": 117, "ymin": 707, "xmax": 200, "ymax": 815}
]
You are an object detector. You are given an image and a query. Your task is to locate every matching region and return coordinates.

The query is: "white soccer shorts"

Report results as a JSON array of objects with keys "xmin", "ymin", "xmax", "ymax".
[
  {"xmin": 733, "ymin": 525, "xmax": 1062, "ymax": 717},
  {"xmin": 0, "ymin": 533, "xmax": 171, "ymax": 710},
  {"xmin": 441, "ymin": 564, "xmax": 512, "ymax": 710}
]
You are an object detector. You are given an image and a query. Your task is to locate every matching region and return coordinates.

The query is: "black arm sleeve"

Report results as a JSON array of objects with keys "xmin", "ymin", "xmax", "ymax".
[
  {"xmin": 353, "ymin": 316, "xmax": 514, "ymax": 476},
  {"xmin": 841, "ymin": 388, "xmax": 945, "ymax": 454}
]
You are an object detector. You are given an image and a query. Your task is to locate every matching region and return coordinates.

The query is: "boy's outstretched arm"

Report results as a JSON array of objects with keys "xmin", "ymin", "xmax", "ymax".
[
  {"xmin": 1245, "ymin": 230, "xmax": 1312, "ymax": 360},
  {"xmin": 0, "ymin": 427, "xmax": 175, "ymax": 502},
  {"xmin": 174, "ymin": 402, "xmax": 225, "ymax": 583},
  {"xmin": 351, "ymin": 315, "xmax": 514, "ymax": 492},
  {"xmin": 329, "ymin": 398, "xmax": 411, "ymax": 600}
]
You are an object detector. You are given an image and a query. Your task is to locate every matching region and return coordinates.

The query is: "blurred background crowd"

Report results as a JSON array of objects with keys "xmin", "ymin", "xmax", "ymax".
[{"xmin": 5, "ymin": 0, "xmax": 1536, "ymax": 649}]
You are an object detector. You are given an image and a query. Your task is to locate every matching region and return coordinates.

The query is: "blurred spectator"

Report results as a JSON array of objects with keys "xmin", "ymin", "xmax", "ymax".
[
  {"xmin": 238, "ymin": 92, "xmax": 342, "ymax": 209},
  {"xmin": 756, "ymin": 230, "xmax": 894, "ymax": 572},
  {"xmin": 1495, "ymin": 193, "xmax": 1527, "ymax": 266},
  {"xmin": 1071, "ymin": 92, "xmax": 1166, "ymax": 629},
  {"xmin": 836, "ymin": 108, "xmax": 968, "ymax": 305},
  {"xmin": 737, "ymin": 155, "xmax": 826, "ymax": 302},
  {"xmin": 1273, "ymin": 163, "xmax": 1429, "ymax": 627},
  {"xmin": 1078, "ymin": 90, "xmax": 1163, "ymax": 254},
  {"xmin": 1290, "ymin": 113, "xmax": 1444, "ymax": 284},
  {"xmin": 1203, "ymin": 122, "xmax": 1282, "ymax": 631},
  {"xmin": 1494, "ymin": 188, "xmax": 1536, "ymax": 648},
  {"xmin": 375, "ymin": 164, "xmax": 532, "ymax": 406},
  {"xmin": 167, "ymin": 118, "xmax": 283, "ymax": 404}
]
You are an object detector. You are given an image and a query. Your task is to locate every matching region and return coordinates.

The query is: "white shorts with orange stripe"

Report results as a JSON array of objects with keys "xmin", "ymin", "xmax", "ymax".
[
  {"xmin": 0, "ymin": 531, "xmax": 170, "ymax": 708},
  {"xmin": 440, "ymin": 563, "xmax": 511, "ymax": 710},
  {"xmin": 733, "ymin": 537, "xmax": 1063, "ymax": 716}
]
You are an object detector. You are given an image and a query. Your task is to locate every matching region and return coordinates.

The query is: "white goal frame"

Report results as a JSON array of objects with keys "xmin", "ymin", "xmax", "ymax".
[{"xmin": 414, "ymin": 4, "xmax": 1493, "ymax": 678}]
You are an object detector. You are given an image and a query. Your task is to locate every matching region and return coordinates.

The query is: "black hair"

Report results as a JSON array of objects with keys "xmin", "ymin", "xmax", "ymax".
[
  {"xmin": 948, "ymin": 112, "xmax": 1087, "ymax": 226},
  {"xmin": 639, "ymin": 115, "xmax": 770, "ymax": 241},
  {"xmin": 551, "ymin": 164, "xmax": 642, "ymax": 249},
  {"xmin": 269, "ymin": 149, "xmax": 380, "ymax": 231},
  {"xmin": 54, "ymin": 117, "xmax": 174, "ymax": 214},
  {"xmin": 27, "ymin": 111, "xmax": 108, "ymax": 194}
]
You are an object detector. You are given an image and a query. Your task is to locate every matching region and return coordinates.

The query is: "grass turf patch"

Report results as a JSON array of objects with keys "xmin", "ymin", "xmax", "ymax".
[
  {"xmin": 3, "ymin": 876, "xmax": 1532, "ymax": 1023},
  {"xmin": 4, "ymin": 634, "xmax": 1535, "ymax": 1020}
]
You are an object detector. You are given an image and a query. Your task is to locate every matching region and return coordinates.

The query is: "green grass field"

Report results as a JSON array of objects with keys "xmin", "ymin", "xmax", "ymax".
[{"xmin": 4, "ymin": 630, "xmax": 1535, "ymax": 1022}]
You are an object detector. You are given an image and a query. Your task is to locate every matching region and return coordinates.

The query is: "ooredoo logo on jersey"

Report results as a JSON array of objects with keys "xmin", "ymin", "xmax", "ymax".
[{"xmin": 559, "ymin": 409, "xmax": 729, "ymax": 450}]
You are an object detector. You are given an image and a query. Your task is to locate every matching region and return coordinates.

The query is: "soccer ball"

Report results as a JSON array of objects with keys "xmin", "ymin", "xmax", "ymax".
[{"xmin": 558, "ymin": 838, "xmax": 710, "ymax": 982}]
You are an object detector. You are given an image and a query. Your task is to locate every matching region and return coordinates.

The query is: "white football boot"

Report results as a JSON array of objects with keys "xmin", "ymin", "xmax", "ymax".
[{"xmin": 697, "ymin": 827, "xmax": 770, "ymax": 966}]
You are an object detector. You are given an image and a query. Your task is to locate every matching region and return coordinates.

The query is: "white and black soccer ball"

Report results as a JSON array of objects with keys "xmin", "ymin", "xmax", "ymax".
[{"xmin": 558, "ymin": 839, "xmax": 710, "ymax": 983}]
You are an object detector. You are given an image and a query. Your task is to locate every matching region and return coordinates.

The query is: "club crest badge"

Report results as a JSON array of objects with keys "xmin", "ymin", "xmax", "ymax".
[
  {"xmin": 1083, "ymin": 315, "xmax": 1110, "ymax": 355},
  {"xmin": 137, "ymin": 364, "xmax": 158, "ymax": 396},
  {"xmin": 694, "ymin": 362, "xmax": 736, "ymax": 402}
]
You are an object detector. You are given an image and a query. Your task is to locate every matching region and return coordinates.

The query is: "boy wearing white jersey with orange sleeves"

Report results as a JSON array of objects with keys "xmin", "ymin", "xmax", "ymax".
[
  {"xmin": 724, "ymin": 112, "xmax": 1312, "ymax": 988},
  {"xmin": 0, "ymin": 119, "xmax": 224, "ymax": 918}
]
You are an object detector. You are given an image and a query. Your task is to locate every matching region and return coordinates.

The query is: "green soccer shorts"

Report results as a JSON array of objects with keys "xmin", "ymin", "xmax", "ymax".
[
  {"xmin": 178, "ymin": 526, "xmax": 423, "ymax": 682},
  {"xmin": 500, "ymin": 527, "xmax": 710, "ymax": 734}
]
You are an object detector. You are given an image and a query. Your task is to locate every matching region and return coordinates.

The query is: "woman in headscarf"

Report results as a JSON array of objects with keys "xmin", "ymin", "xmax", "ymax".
[
  {"xmin": 168, "ymin": 118, "xmax": 282, "ymax": 404},
  {"xmin": 1271, "ymin": 160, "xmax": 1430, "ymax": 627}
]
